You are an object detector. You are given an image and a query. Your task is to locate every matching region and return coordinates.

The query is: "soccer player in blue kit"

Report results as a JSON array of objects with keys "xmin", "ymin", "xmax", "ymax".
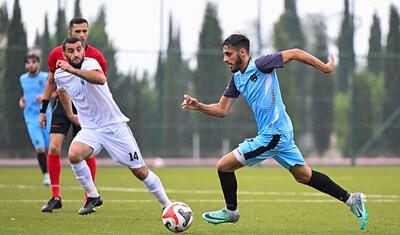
[
  {"xmin": 182, "ymin": 34, "xmax": 368, "ymax": 230},
  {"xmin": 19, "ymin": 54, "xmax": 52, "ymax": 185}
]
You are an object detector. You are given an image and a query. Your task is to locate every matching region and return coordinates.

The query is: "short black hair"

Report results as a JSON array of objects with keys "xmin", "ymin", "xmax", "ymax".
[
  {"xmin": 69, "ymin": 17, "xmax": 89, "ymax": 29},
  {"xmin": 222, "ymin": 34, "xmax": 250, "ymax": 54},
  {"xmin": 62, "ymin": 36, "xmax": 84, "ymax": 51},
  {"xmin": 24, "ymin": 54, "xmax": 40, "ymax": 63}
]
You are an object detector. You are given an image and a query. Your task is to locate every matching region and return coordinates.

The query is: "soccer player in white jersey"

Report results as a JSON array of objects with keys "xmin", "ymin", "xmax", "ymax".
[{"xmin": 54, "ymin": 36, "xmax": 171, "ymax": 215}]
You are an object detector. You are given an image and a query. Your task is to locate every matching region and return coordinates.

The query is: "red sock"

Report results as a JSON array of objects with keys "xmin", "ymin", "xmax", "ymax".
[
  {"xmin": 84, "ymin": 156, "xmax": 97, "ymax": 201},
  {"xmin": 47, "ymin": 153, "xmax": 61, "ymax": 199}
]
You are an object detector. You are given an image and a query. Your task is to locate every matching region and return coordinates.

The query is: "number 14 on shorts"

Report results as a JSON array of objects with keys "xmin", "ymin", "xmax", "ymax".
[{"xmin": 129, "ymin": 152, "xmax": 139, "ymax": 161}]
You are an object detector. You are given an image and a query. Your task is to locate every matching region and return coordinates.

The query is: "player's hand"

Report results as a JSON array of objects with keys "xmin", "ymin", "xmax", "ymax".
[
  {"xmin": 324, "ymin": 54, "xmax": 335, "ymax": 73},
  {"xmin": 68, "ymin": 114, "xmax": 81, "ymax": 127},
  {"xmin": 36, "ymin": 94, "xmax": 43, "ymax": 102},
  {"xmin": 39, "ymin": 113, "xmax": 47, "ymax": 129},
  {"xmin": 19, "ymin": 96, "xmax": 25, "ymax": 109},
  {"xmin": 56, "ymin": 60, "xmax": 74, "ymax": 73},
  {"xmin": 182, "ymin": 94, "xmax": 200, "ymax": 110}
]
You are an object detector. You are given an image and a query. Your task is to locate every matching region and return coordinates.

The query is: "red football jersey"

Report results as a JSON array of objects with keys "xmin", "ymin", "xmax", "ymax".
[{"xmin": 48, "ymin": 45, "xmax": 107, "ymax": 76}]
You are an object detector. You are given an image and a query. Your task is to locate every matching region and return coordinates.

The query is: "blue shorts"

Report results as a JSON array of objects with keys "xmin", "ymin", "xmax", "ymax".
[
  {"xmin": 238, "ymin": 131, "xmax": 305, "ymax": 170},
  {"xmin": 25, "ymin": 116, "xmax": 51, "ymax": 150}
]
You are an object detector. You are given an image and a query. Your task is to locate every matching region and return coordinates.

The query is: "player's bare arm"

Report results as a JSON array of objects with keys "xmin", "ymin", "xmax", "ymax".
[
  {"xmin": 39, "ymin": 72, "xmax": 55, "ymax": 129},
  {"xmin": 58, "ymin": 90, "xmax": 80, "ymax": 127},
  {"xmin": 56, "ymin": 60, "xmax": 106, "ymax": 85},
  {"xmin": 182, "ymin": 94, "xmax": 235, "ymax": 118},
  {"xmin": 19, "ymin": 96, "xmax": 25, "ymax": 109},
  {"xmin": 282, "ymin": 48, "xmax": 334, "ymax": 73}
]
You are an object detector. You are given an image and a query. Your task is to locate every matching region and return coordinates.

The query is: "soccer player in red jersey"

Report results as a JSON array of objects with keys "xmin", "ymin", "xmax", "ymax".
[{"xmin": 39, "ymin": 18, "xmax": 107, "ymax": 212}]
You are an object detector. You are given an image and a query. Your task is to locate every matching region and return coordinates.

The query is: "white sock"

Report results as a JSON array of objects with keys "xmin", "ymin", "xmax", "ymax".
[
  {"xmin": 71, "ymin": 161, "xmax": 99, "ymax": 198},
  {"xmin": 43, "ymin": 172, "xmax": 49, "ymax": 178},
  {"xmin": 225, "ymin": 207, "xmax": 239, "ymax": 215},
  {"xmin": 142, "ymin": 170, "xmax": 171, "ymax": 208},
  {"xmin": 345, "ymin": 193, "xmax": 354, "ymax": 206}
]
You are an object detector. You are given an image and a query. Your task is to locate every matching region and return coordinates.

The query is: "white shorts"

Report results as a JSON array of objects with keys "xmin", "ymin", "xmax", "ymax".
[{"xmin": 72, "ymin": 122, "xmax": 145, "ymax": 169}]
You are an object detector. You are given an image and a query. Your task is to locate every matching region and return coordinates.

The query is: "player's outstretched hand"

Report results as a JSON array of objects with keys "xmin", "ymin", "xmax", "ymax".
[
  {"xmin": 39, "ymin": 113, "xmax": 47, "ymax": 129},
  {"xmin": 182, "ymin": 94, "xmax": 200, "ymax": 110}
]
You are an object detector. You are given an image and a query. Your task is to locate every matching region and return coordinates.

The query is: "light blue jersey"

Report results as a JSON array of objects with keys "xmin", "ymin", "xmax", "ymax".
[
  {"xmin": 20, "ymin": 71, "xmax": 51, "ymax": 149},
  {"xmin": 224, "ymin": 53, "xmax": 305, "ymax": 169}
]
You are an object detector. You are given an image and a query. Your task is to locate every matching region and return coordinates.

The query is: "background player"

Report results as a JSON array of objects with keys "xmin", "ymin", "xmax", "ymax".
[
  {"xmin": 182, "ymin": 34, "xmax": 368, "ymax": 230},
  {"xmin": 19, "ymin": 54, "xmax": 52, "ymax": 185},
  {"xmin": 39, "ymin": 17, "xmax": 107, "ymax": 213},
  {"xmin": 55, "ymin": 36, "xmax": 171, "ymax": 215}
]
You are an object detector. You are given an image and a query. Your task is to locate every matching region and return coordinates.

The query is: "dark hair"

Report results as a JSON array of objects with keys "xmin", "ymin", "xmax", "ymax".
[
  {"xmin": 62, "ymin": 36, "xmax": 84, "ymax": 51},
  {"xmin": 69, "ymin": 17, "xmax": 89, "ymax": 29},
  {"xmin": 222, "ymin": 34, "xmax": 250, "ymax": 54},
  {"xmin": 24, "ymin": 54, "xmax": 40, "ymax": 63}
]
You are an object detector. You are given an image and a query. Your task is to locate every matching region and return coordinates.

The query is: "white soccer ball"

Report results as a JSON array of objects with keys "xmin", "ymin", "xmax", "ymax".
[{"xmin": 162, "ymin": 202, "xmax": 193, "ymax": 233}]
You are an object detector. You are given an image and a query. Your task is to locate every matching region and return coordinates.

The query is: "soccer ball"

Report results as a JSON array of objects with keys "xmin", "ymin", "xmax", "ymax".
[{"xmin": 162, "ymin": 202, "xmax": 193, "ymax": 233}]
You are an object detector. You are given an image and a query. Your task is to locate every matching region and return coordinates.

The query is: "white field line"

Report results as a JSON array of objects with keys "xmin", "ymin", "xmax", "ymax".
[{"xmin": 1, "ymin": 184, "xmax": 399, "ymax": 201}]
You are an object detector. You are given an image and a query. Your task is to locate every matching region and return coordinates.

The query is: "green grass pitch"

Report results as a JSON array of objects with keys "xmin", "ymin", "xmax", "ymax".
[{"xmin": 0, "ymin": 166, "xmax": 399, "ymax": 234}]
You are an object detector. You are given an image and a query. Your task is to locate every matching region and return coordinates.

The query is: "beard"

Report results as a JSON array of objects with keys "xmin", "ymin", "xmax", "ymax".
[
  {"xmin": 28, "ymin": 67, "xmax": 38, "ymax": 75},
  {"xmin": 230, "ymin": 55, "xmax": 243, "ymax": 73},
  {"xmin": 67, "ymin": 55, "xmax": 84, "ymax": 69}
]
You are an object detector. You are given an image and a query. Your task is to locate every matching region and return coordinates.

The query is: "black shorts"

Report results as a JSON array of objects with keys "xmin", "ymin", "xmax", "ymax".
[{"xmin": 50, "ymin": 96, "xmax": 81, "ymax": 137}]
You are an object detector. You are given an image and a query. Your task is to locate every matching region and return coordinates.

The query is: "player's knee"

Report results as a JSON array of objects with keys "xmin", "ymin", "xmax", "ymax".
[
  {"xmin": 216, "ymin": 160, "xmax": 230, "ymax": 172},
  {"xmin": 49, "ymin": 142, "xmax": 61, "ymax": 155},
  {"xmin": 131, "ymin": 166, "xmax": 148, "ymax": 180},
  {"xmin": 68, "ymin": 149, "xmax": 84, "ymax": 164}
]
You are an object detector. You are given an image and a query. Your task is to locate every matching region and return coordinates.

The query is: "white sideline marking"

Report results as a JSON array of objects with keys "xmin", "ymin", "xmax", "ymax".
[{"xmin": 0, "ymin": 184, "xmax": 398, "ymax": 199}]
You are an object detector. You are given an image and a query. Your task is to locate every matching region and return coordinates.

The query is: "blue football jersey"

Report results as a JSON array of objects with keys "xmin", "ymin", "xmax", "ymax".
[
  {"xmin": 223, "ymin": 53, "xmax": 293, "ymax": 135},
  {"xmin": 20, "ymin": 71, "xmax": 51, "ymax": 120}
]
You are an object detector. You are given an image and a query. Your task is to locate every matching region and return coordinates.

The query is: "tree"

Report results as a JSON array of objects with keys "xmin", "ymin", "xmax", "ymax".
[
  {"xmin": 0, "ymin": 0, "xmax": 28, "ymax": 151},
  {"xmin": 74, "ymin": 0, "xmax": 82, "ymax": 18},
  {"xmin": 194, "ymin": 3, "xmax": 227, "ymax": 157},
  {"xmin": 383, "ymin": 5, "xmax": 400, "ymax": 155},
  {"xmin": 337, "ymin": 0, "xmax": 355, "ymax": 93},
  {"xmin": 39, "ymin": 13, "xmax": 52, "ymax": 72},
  {"xmin": 161, "ymin": 15, "xmax": 183, "ymax": 157},
  {"xmin": 55, "ymin": 0, "xmax": 67, "ymax": 45},
  {"xmin": 367, "ymin": 12, "xmax": 382, "ymax": 75},
  {"xmin": 89, "ymin": 5, "xmax": 118, "ymax": 89},
  {"xmin": 0, "ymin": 2, "xmax": 8, "ymax": 34},
  {"xmin": 309, "ymin": 16, "xmax": 333, "ymax": 156},
  {"xmin": 278, "ymin": 0, "xmax": 308, "ymax": 137}
]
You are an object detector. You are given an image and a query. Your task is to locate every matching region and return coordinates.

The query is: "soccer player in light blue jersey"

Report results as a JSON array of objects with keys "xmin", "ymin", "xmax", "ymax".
[
  {"xmin": 19, "ymin": 54, "xmax": 52, "ymax": 185},
  {"xmin": 182, "ymin": 34, "xmax": 367, "ymax": 230}
]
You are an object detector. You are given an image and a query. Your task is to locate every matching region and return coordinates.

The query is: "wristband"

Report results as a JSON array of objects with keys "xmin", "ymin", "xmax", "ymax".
[{"xmin": 40, "ymin": 99, "xmax": 49, "ymax": 113}]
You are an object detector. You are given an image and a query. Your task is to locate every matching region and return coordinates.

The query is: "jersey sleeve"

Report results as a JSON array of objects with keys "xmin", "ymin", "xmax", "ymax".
[
  {"xmin": 48, "ymin": 50, "xmax": 58, "ymax": 72},
  {"xmin": 255, "ymin": 52, "xmax": 284, "ymax": 74},
  {"xmin": 85, "ymin": 58, "xmax": 104, "ymax": 74},
  {"xmin": 54, "ymin": 70, "xmax": 65, "ymax": 91},
  {"xmin": 223, "ymin": 76, "xmax": 240, "ymax": 98}
]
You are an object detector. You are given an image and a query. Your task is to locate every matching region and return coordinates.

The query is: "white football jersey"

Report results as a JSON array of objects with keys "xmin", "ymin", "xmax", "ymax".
[{"xmin": 54, "ymin": 58, "xmax": 129, "ymax": 129}]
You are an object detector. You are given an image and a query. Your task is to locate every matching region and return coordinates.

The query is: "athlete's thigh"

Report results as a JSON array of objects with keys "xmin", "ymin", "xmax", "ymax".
[
  {"xmin": 50, "ymin": 97, "xmax": 72, "ymax": 135},
  {"xmin": 72, "ymin": 128, "xmax": 103, "ymax": 157},
  {"xmin": 26, "ymin": 120, "xmax": 46, "ymax": 150},
  {"xmin": 100, "ymin": 123, "xmax": 145, "ymax": 169},
  {"xmin": 273, "ymin": 132, "xmax": 306, "ymax": 170},
  {"xmin": 238, "ymin": 134, "xmax": 282, "ymax": 167}
]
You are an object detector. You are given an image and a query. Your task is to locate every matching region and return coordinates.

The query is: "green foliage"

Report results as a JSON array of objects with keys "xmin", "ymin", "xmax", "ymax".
[
  {"xmin": 367, "ymin": 13, "xmax": 382, "ymax": 75},
  {"xmin": 310, "ymin": 16, "xmax": 333, "ymax": 156},
  {"xmin": 194, "ymin": 2, "xmax": 227, "ymax": 157},
  {"xmin": 38, "ymin": 13, "xmax": 52, "ymax": 72},
  {"xmin": 55, "ymin": 1, "xmax": 67, "ymax": 45},
  {"xmin": 88, "ymin": 5, "xmax": 118, "ymax": 86},
  {"xmin": 336, "ymin": 0, "xmax": 355, "ymax": 93},
  {"xmin": 383, "ymin": 5, "xmax": 400, "ymax": 155},
  {"xmin": 0, "ymin": 2, "xmax": 8, "ymax": 34},
  {"xmin": 0, "ymin": 0, "xmax": 28, "ymax": 151},
  {"xmin": 73, "ymin": 0, "xmax": 82, "ymax": 18},
  {"xmin": 273, "ymin": 21, "xmax": 298, "ymax": 130},
  {"xmin": 333, "ymin": 92, "xmax": 350, "ymax": 154}
]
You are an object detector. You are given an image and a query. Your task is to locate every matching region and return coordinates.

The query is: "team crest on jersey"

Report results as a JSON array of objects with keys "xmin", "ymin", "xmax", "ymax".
[
  {"xmin": 38, "ymin": 80, "xmax": 43, "ymax": 86},
  {"xmin": 250, "ymin": 73, "xmax": 258, "ymax": 82},
  {"xmin": 80, "ymin": 79, "xmax": 85, "ymax": 85}
]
